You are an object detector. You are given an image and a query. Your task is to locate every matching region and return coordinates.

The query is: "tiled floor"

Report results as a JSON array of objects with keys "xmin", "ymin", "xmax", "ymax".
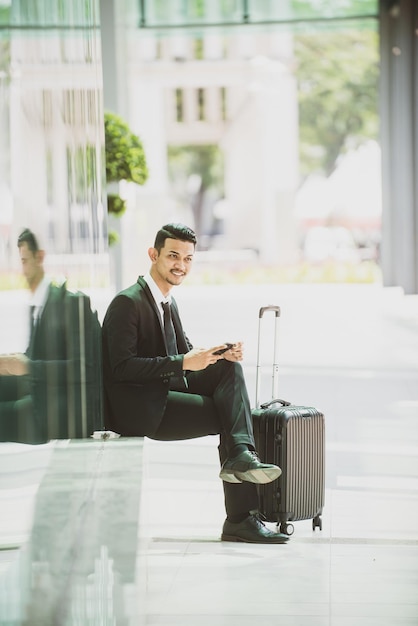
[
  {"xmin": 1, "ymin": 283, "xmax": 418, "ymax": 625},
  {"xmin": 135, "ymin": 284, "xmax": 418, "ymax": 626}
]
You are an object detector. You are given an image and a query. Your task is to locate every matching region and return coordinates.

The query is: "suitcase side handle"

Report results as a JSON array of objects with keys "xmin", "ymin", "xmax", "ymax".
[
  {"xmin": 259, "ymin": 305, "xmax": 281, "ymax": 318},
  {"xmin": 260, "ymin": 398, "xmax": 291, "ymax": 410}
]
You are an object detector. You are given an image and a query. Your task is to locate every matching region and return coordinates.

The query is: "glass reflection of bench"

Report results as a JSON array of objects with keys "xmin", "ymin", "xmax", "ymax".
[{"xmin": 0, "ymin": 436, "xmax": 144, "ymax": 624}]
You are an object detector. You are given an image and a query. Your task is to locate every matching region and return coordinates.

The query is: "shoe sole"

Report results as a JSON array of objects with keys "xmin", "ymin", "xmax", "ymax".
[
  {"xmin": 219, "ymin": 469, "xmax": 242, "ymax": 483},
  {"xmin": 219, "ymin": 466, "xmax": 281, "ymax": 484},
  {"xmin": 234, "ymin": 466, "xmax": 282, "ymax": 484},
  {"xmin": 221, "ymin": 533, "xmax": 288, "ymax": 544}
]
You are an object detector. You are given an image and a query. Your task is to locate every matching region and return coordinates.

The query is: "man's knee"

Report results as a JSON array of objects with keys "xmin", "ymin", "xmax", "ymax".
[{"xmin": 215, "ymin": 359, "xmax": 243, "ymax": 376}]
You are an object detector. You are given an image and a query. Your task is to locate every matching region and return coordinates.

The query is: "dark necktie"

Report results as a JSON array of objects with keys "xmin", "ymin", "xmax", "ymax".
[
  {"xmin": 29, "ymin": 305, "xmax": 36, "ymax": 342},
  {"xmin": 162, "ymin": 301, "xmax": 178, "ymax": 355}
]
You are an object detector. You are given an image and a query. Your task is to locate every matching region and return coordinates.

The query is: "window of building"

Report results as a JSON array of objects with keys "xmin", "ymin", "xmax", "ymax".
[
  {"xmin": 220, "ymin": 86, "xmax": 227, "ymax": 121},
  {"xmin": 42, "ymin": 90, "xmax": 53, "ymax": 127},
  {"xmin": 175, "ymin": 88, "xmax": 184, "ymax": 122},
  {"xmin": 197, "ymin": 88, "xmax": 205, "ymax": 121},
  {"xmin": 194, "ymin": 38, "xmax": 204, "ymax": 59}
]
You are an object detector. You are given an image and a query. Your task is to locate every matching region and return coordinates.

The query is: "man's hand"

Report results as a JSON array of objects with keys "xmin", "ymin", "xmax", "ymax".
[
  {"xmin": 182, "ymin": 342, "xmax": 244, "ymax": 371},
  {"xmin": 183, "ymin": 346, "xmax": 225, "ymax": 371},
  {"xmin": 0, "ymin": 353, "xmax": 29, "ymax": 376},
  {"xmin": 223, "ymin": 341, "xmax": 243, "ymax": 362}
]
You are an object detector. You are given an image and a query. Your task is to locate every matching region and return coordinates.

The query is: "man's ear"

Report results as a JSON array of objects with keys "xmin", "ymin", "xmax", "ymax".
[
  {"xmin": 36, "ymin": 249, "xmax": 46, "ymax": 265},
  {"xmin": 148, "ymin": 247, "xmax": 158, "ymax": 263}
]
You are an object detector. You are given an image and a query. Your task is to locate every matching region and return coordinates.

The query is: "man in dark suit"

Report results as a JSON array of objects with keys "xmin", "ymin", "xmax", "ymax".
[
  {"xmin": 102, "ymin": 223, "xmax": 289, "ymax": 543},
  {"xmin": 0, "ymin": 228, "xmax": 102, "ymax": 443}
]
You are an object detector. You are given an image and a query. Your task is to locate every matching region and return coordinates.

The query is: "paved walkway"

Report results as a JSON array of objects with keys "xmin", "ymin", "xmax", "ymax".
[
  {"xmin": 141, "ymin": 283, "xmax": 418, "ymax": 624},
  {"xmin": 1, "ymin": 283, "xmax": 418, "ymax": 624}
]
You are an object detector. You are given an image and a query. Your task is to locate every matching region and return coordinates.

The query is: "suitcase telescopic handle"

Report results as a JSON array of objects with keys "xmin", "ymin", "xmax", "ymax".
[
  {"xmin": 255, "ymin": 305, "xmax": 281, "ymax": 408},
  {"xmin": 259, "ymin": 305, "xmax": 281, "ymax": 318}
]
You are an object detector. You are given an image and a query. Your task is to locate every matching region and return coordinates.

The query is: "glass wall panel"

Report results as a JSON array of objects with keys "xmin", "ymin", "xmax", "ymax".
[
  {"xmin": 136, "ymin": 0, "xmax": 379, "ymax": 29},
  {"xmin": 0, "ymin": 0, "xmax": 109, "ymax": 445},
  {"xmin": 126, "ymin": 5, "xmax": 380, "ymax": 285}
]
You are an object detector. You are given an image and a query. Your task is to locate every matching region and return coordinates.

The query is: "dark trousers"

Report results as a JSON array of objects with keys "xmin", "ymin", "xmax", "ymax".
[
  {"xmin": 150, "ymin": 359, "xmax": 259, "ymax": 518},
  {"xmin": 0, "ymin": 375, "xmax": 33, "ymax": 442}
]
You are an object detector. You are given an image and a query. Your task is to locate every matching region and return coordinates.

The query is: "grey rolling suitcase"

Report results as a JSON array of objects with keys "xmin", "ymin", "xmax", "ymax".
[{"xmin": 252, "ymin": 305, "xmax": 325, "ymax": 536}]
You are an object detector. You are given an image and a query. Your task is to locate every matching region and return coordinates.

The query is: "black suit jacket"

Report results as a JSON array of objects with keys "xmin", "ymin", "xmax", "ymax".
[
  {"xmin": 0, "ymin": 282, "xmax": 102, "ymax": 443},
  {"xmin": 28, "ymin": 283, "xmax": 102, "ymax": 440},
  {"xmin": 102, "ymin": 276, "xmax": 192, "ymax": 436}
]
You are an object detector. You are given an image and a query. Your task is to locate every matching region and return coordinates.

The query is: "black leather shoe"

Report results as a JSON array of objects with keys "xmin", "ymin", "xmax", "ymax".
[
  {"xmin": 219, "ymin": 449, "xmax": 281, "ymax": 484},
  {"xmin": 221, "ymin": 514, "xmax": 289, "ymax": 544}
]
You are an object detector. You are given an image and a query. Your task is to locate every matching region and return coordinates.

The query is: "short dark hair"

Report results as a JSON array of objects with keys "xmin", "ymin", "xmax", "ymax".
[
  {"xmin": 17, "ymin": 228, "xmax": 40, "ymax": 254},
  {"xmin": 154, "ymin": 223, "xmax": 197, "ymax": 252}
]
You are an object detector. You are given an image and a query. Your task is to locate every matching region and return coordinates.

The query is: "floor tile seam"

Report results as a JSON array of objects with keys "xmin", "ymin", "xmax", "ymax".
[
  {"xmin": 142, "ymin": 606, "xmax": 333, "ymax": 616},
  {"xmin": 248, "ymin": 366, "xmax": 418, "ymax": 378},
  {"xmin": 150, "ymin": 541, "xmax": 194, "ymax": 596},
  {"xmin": 327, "ymin": 441, "xmax": 418, "ymax": 455},
  {"xmin": 328, "ymin": 603, "xmax": 418, "ymax": 613},
  {"xmin": 144, "ymin": 536, "xmax": 418, "ymax": 547},
  {"xmin": 333, "ymin": 483, "xmax": 418, "ymax": 496},
  {"xmin": 311, "ymin": 530, "xmax": 418, "ymax": 546}
]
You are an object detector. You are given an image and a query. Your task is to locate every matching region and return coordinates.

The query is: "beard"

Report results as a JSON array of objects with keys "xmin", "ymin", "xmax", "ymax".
[{"xmin": 166, "ymin": 270, "xmax": 185, "ymax": 285}]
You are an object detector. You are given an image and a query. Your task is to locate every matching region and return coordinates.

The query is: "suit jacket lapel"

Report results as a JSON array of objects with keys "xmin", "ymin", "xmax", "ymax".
[
  {"xmin": 32, "ymin": 282, "xmax": 66, "ymax": 340},
  {"xmin": 37, "ymin": 283, "xmax": 65, "ymax": 327},
  {"xmin": 137, "ymin": 275, "xmax": 165, "ymax": 334},
  {"xmin": 137, "ymin": 276, "xmax": 189, "ymax": 354}
]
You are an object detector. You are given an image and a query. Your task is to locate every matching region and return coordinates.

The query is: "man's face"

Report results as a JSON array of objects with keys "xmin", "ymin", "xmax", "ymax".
[
  {"xmin": 19, "ymin": 242, "xmax": 44, "ymax": 291},
  {"xmin": 149, "ymin": 238, "xmax": 195, "ymax": 295}
]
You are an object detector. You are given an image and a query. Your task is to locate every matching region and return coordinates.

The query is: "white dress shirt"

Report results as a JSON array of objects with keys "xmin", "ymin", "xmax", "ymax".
[
  {"xmin": 28, "ymin": 274, "xmax": 50, "ymax": 324},
  {"xmin": 143, "ymin": 272, "xmax": 172, "ymax": 324}
]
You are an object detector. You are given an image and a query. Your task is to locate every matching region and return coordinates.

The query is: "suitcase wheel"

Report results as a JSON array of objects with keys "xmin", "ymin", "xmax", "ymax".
[
  {"xmin": 278, "ymin": 522, "xmax": 294, "ymax": 536},
  {"xmin": 312, "ymin": 515, "xmax": 322, "ymax": 531}
]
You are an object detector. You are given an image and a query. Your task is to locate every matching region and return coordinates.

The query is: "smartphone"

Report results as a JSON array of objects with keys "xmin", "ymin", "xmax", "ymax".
[{"xmin": 213, "ymin": 343, "xmax": 234, "ymax": 355}]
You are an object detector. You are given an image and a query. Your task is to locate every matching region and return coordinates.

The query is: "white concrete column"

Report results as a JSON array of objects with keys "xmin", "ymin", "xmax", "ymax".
[
  {"xmin": 222, "ymin": 56, "xmax": 299, "ymax": 264},
  {"xmin": 379, "ymin": 0, "xmax": 418, "ymax": 293},
  {"xmin": 205, "ymin": 86, "xmax": 221, "ymax": 123},
  {"xmin": 184, "ymin": 87, "xmax": 197, "ymax": 123}
]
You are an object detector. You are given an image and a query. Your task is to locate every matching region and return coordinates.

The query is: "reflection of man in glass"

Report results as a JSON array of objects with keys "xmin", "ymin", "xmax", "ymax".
[{"xmin": 0, "ymin": 228, "xmax": 101, "ymax": 442}]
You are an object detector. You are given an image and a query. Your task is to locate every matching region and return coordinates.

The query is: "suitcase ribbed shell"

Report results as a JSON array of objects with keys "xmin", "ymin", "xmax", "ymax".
[{"xmin": 252, "ymin": 405, "xmax": 325, "ymax": 531}]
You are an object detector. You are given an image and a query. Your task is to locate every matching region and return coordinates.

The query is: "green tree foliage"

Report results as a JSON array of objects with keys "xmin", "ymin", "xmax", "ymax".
[
  {"xmin": 0, "ymin": 38, "xmax": 10, "ymax": 74},
  {"xmin": 295, "ymin": 29, "xmax": 379, "ymax": 178},
  {"xmin": 104, "ymin": 111, "xmax": 148, "ymax": 186},
  {"xmin": 168, "ymin": 145, "xmax": 224, "ymax": 237},
  {"xmin": 291, "ymin": 0, "xmax": 378, "ymax": 20},
  {"xmin": 104, "ymin": 111, "xmax": 148, "ymax": 245},
  {"xmin": 107, "ymin": 193, "xmax": 127, "ymax": 216},
  {"xmin": 168, "ymin": 144, "xmax": 223, "ymax": 191},
  {"xmin": 0, "ymin": 5, "xmax": 11, "ymax": 27}
]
